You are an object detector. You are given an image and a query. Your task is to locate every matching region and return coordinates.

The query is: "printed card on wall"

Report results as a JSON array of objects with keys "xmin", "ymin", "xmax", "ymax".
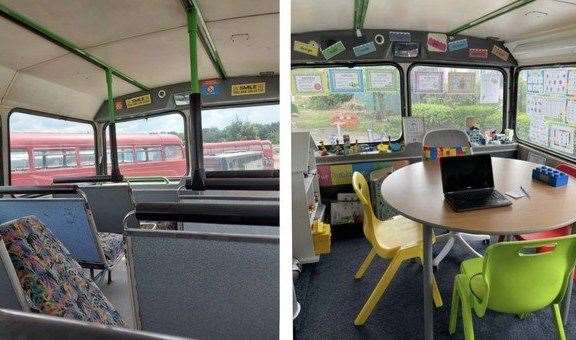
[
  {"xmin": 321, "ymin": 41, "xmax": 346, "ymax": 60},
  {"xmin": 427, "ymin": 33, "xmax": 447, "ymax": 52},
  {"xmin": 330, "ymin": 164, "xmax": 353, "ymax": 185},
  {"xmin": 317, "ymin": 165, "xmax": 333, "ymax": 187},
  {"xmin": 389, "ymin": 31, "xmax": 411, "ymax": 42},
  {"xmin": 293, "ymin": 40, "xmax": 319, "ymax": 57},
  {"xmin": 568, "ymin": 68, "xmax": 576, "ymax": 94},
  {"xmin": 328, "ymin": 68, "xmax": 364, "ymax": 93},
  {"xmin": 480, "ymin": 72, "xmax": 502, "ymax": 104},
  {"xmin": 491, "ymin": 45, "xmax": 509, "ymax": 61},
  {"xmin": 448, "ymin": 72, "xmax": 476, "ymax": 94},
  {"xmin": 353, "ymin": 41, "xmax": 377, "ymax": 57},
  {"xmin": 352, "ymin": 162, "xmax": 376, "ymax": 178},
  {"xmin": 291, "ymin": 69, "xmax": 327, "ymax": 95},
  {"xmin": 469, "ymin": 48, "xmax": 488, "ymax": 59},
  {"xmin": 402, "ymin": 117, "xmax": 425, "ymax": 144},
  {"xmin": 413, "ymin": 71, "xmax": 443, "ymax": 93},
  {"xmin": 543, "ymin": 68, "xmax": 569, "ymax": 95},
  {"xmin": 364, "ymin": 68, "xmax": 397, "ymax": 92},
  {"xmin": 448, "ymin": 38, "xmax": 468, "ymax": 51}
]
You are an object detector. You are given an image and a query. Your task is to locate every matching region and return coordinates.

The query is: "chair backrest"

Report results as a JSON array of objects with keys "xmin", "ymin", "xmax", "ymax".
[
  {"xmin": 0, "ymin": 240, "xmax": 28, "ymax": 311},
  {"xmin": 126, "ymin": 227, "xmax": 278, "ymax": 339},
  {"xmin": 423, "ymin": 129, "xmax": 472, "ymax": 148},
  {"xmin": 352, "ymin": 172, "xmax": 376, "ymax": 245},
  {"xmin": 78, "ymin": 184, "xmax": 139, "ymax": 232},
  {"xmin": 0, "ymin": 198, "xmax": 105, "ymax": 266},
  {"xmin": 557, "ymin": 163, "xmax": 576, "ymax": 178},
  {"xmin": 479, "ymin": 235, "xmax": 576, "ymax": 315},
  {"xmin": 0, "ymin": 216, "xmax": 124, "ymax": 326}
]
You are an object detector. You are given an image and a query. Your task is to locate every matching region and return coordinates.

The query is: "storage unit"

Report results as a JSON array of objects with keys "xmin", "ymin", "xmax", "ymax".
[{"xmin": 292, "ymin": 132, "xmax": 327, "ymax": 263}]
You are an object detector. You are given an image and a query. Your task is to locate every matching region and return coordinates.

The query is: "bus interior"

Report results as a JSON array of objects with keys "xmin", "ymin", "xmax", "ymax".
[
  {"xmin": 291, "ymin": 1, "xmax": 576, "ymax": 339},
  {"xmin": 0, "ymin": 1, "xmax": 279, "ymax": 339}
]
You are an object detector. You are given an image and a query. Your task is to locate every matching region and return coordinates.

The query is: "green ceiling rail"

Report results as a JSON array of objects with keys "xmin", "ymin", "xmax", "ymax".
[
  {"xmin": 0, "ymin": 3, "xmax": 149, "ymax": 91},
  {"xmin": 180, "ymin": 0, "xmax": 227, "ymax": 79},
  {"xmin": 354, "ymin": 0, "xmax": 370, "ymax": 30},
  {"xmin": 448, "ymin": 0, "xmax": 536, "ymax": 36}
]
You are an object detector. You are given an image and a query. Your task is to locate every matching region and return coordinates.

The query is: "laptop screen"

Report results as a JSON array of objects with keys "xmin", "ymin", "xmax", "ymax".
[{"xmin": 440, "ymin": 154, "xmax": 494, "ymax": 193}]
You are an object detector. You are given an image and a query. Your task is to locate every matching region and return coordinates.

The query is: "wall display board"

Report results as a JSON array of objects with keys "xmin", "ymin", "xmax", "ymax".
[
  {"xmin": 480, "ymin": 72, "xmax": 502, "ymax": 104},
  {"xmin": 521, "ymin": 67, "xmax": 576, "ymax": 158},
  {"xmin": 327, "ymin": 68, "xmax": 364, "ymax": 93},
  {"xmin": 413, "ymin": 71, "xmax": 443, "ymax": 93},
  {"xmin": 447, "ymin": 72, "xmax": 476, "ymax": 94}
]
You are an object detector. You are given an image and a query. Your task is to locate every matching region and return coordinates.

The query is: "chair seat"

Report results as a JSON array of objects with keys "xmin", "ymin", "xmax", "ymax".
[
  {"xmin": 518, "ymin": 226, "xmax": 571, "ymax": 241},
  {"xmin": 97, "ymin": 232, "xmax": 124, "ymax": 262},
  {"xmin": 460, "ymin": 258, "xmax": 487, "ymax": 299},
  {"xmin": 373, "ymin": 215, "xmax": 424, "ymax": 250}
]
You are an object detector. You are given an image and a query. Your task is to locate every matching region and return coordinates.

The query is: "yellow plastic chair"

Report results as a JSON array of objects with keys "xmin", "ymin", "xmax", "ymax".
[{"xmin": 352, "ymin": 172, "xmax": 443, "ymax": 325}]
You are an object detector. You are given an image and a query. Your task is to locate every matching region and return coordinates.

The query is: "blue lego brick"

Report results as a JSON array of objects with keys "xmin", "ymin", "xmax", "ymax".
[{"xmin": 532, "ymin": 166, "xmax": 569, "ymax": 187}]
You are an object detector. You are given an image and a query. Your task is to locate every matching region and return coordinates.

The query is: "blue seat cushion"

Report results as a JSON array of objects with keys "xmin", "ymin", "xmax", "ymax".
[
  {"xmin": 97, "ymin": 233, "xmax": 124, "ymax": 262},
  {"xmin": 0, "ymin": 216, "xmax": 124, "ymax": 326}
]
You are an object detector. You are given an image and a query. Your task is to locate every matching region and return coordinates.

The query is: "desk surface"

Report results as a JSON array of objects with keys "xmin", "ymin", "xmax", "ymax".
[{"xmin": 381, "ymin": 158, "xmax": 576, "ymax": 235}]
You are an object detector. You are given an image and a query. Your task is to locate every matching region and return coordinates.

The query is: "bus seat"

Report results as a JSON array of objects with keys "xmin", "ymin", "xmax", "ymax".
[
  {"xmin": 0, "ymin": 241, "xmax": 28, "ymax": 312},
  {"xmin": 0, "ymin": 216, "xmax": 123, "ymax": 326},
  {"xmin": 0, "ymin": 198, "xmax": 123, "ymax": 281},
  {"xmin": 125, "ymin": 227, "xmax": 278, "ymax": 339},
  {"xmin": 0, "ymin": 308, "xmax": 184, "ymax": 340}
]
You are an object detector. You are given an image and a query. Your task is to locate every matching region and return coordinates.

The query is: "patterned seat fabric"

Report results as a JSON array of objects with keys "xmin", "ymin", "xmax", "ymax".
[
  {"xmin": 0, "ymin": 216, "xmax": 124, "ymax": 327},
  {"xmin": 97, "ymin": 232, "xmax": 124, "ymax": 262}
]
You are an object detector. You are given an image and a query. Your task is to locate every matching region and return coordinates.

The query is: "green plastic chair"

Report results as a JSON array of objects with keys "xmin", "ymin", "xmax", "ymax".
[{"xmin": 449, "ymin": 234, "xmax": 576, "ymax": 340}]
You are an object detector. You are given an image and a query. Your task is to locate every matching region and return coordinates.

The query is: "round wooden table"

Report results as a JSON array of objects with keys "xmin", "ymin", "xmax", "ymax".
[{"xmin": 381, "ymin": 158, "xmax": 576, "ymax": 340}]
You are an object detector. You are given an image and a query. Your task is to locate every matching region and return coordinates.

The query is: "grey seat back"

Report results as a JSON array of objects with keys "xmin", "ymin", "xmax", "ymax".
[
  {"xmin": 79, "ymin": 184, "xmax": 139, "ymax": 232},
  {"xmin": 423, "ymin": 129, "xmax": 472, "ymax": 148},
  {"xmin": 0, "ymin": 240, "xmax": 28, "ymax": 311},
  {"xmin": 126, "ymin": 227, "xmax": 279, "ymax": 340}
]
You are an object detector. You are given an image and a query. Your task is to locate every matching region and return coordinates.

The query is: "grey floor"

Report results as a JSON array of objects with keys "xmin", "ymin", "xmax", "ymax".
[
  {"xmin": 294, "ymin": 234, "xmax": 576, "ymax": 339},
  {"xmin": 97, "ymin": 257, "xmax": 135, "ymax": 329}
]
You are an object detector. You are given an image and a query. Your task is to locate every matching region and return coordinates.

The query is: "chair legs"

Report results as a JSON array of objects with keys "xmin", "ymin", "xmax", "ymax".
[
  {"xmin": 354, "ymin": 255, "xmax": 403, "ymax": 325},
  {"xmin": 552, "ymin": 304, "xmax": 567, "ymax": 340},
  {"xmin": 449, "ymin": 274, "xmax": 475, "ymax": 340},
  {"xmin": 435, "ymin": 232, "xmax": 488, "ymax": 267},
  {"xmin": 355, "ymin": 248, "xmax": 376, "ymax": 280},
  {"xmin": 434, "ymin": 234, "xmax": 455, "ymax": 267},
  {"xmin": 455, "ymin": 234, "xmax": 484, "ymax": 258},
  {"xmin": 432, "ymin": 274, "xmax": 443, "ymax": 307}
]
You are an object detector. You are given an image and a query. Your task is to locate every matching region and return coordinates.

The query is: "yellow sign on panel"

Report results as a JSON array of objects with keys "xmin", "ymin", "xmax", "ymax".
[
  {"xmin": 125, "ymin": 94, "xmax": 152, "ymax": 108},
  {"xmin": 231, "ymin": 82, "xmax": 266, "ymax": 96}
]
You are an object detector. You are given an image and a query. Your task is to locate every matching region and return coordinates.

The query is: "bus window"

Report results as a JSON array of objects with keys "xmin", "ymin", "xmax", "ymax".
[
  {"xmin": 292, "ymin": 65, "xmax": 402, "ymax": 145},
  {"xmin": 106, "ymin": 113, "xmax": 187, "ymax": 177},
  {"xmin": 79, "ymin": 149, "xmax": 95, "ymax": 166},
  {"xmin": 202, "ymin": 104, "xmax": 279, "ymax": 171},
  {"xmin": 409, "ymin": 65, "xmax": 504, "ymax": 133},
  {"xmin": 516, "ymin": 66, "xmax": 576, "ymax": 159},
  {"xmin": 9, "ymin": 112, "xmax": 95, "ymax": 186},
  {"xmin": 10, "ymin": 150, "xmax": 29, "ymax": 171},
  {"xmin": 164, "ymin": 145, "xmax": 184, "ymax": 160}
]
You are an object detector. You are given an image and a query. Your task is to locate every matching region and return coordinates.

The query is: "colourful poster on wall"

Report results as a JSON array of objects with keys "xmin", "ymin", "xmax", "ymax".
[
  {"xmin": 330, "ymin": 164, "xmax": 354, "ymax": 185},
  {"xmin": 364, "ymin": 68, "xmax": 397, "ymax": 92},
  {"xmin": 448, "ymin": 72, "xmax": 476, "ymax": 94},
  {"xmin": 291, "ymin": 69, "xmax": 327, "ymax": 95},
  {"xmin": 328, "ymin": 68, "xmax": 364, "ymax": 93},
  {"xmin": 317, "ymin": 165, "xmax": 332, "ymax": 186}
]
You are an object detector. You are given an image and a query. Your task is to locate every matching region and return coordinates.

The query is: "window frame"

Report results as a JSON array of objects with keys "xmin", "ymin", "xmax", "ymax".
[
  {"xmin": 513, "ymin": 62, "xmax": 576, "ymax": 162},
  {"xmin": 291, "ymin": 61, "xmax": 406, "ymax": 146},
  {"xmin": 406, "ymin": 62, "xmax": 508, "ymax": 134},
  {"xmin": 7, "ymin": 108, "xmax": 97, "ymax": 185},
  {"xmin": 103, "ymin": 110, "xmax": 189, "ymax": 178}
]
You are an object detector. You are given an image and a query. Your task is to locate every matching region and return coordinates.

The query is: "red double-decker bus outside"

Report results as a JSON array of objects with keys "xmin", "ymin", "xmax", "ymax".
[{"xmin": 9, "ymin": 133, "xmax": 275, "ymax": 186}]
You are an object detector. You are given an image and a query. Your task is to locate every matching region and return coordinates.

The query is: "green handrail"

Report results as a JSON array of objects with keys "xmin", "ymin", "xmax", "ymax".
[
  {"xmin": 0, "ymin": 3, "xmax": 149, "ymax": 91},
  {"xmin": 354, "ymin": 0, "xmax": 370, "ymax": 30}
]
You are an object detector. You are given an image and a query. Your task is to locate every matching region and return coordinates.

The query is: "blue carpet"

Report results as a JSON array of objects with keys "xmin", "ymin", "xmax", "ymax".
[{"xmin": 294, "ymin": 235, "xmax": 576, "ymax": 339}]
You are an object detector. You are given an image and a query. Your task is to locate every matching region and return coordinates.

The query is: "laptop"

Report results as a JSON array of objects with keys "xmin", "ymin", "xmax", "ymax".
[{"xmin": 440, "ymin": 154, "xmax": 512, "ymax": 212}]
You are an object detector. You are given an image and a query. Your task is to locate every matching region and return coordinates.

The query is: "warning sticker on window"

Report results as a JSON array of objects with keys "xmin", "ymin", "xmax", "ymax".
[{"xmin": 231, "ymin": 82, "xmax": 266, "ymax": 96}]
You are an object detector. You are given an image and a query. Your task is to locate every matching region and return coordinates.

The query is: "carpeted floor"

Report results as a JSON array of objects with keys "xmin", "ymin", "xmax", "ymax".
[{"xmin": 294, "ymin": 235, "xmax": 576, "ymax": 339}]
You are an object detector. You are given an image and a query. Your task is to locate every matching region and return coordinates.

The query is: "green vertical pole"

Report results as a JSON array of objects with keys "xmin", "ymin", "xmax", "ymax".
[
  {"xmin": 187, "ymin": 6, "xmax": 205, "ymax": 190},
  {"xmin": 106, "ymin": 68, "xmax": 121, "ymax": 181}
]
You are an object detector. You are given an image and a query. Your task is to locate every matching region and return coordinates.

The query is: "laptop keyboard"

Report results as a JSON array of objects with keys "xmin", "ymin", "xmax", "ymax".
[{"xmin": 448, "ymin": 190, "xmax": 508, "ymax": 210}]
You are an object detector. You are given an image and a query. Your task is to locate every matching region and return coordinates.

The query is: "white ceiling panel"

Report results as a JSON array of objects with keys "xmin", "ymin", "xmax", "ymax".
[
  {"xmin": 364, "ymin": 0, "xmax": 511, "ymax": 33},
  {"xmin": 209, "ymin": 14, "xmax": 279, "ymax": 76},
  {"xmin": 291, "ymin": 0, "xmax": 354, "ymax": 33},
  {"xmin": 87, "ymin": 28, "xmax": 215, "ymax": 88},
  {"xmin": 465, "ymin": 0, "xmax": 576, "ymax": 42},
  {"xmin": 0, "ymin": 0, "xmax": 186, "ymax": 48},
  {"xmin": 199, "ymin": 0, "xmax": 278, "ymax": 22},
  {"xmin": 0, "ymin": 18, "xmax": 68, "ymax": 69}
]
